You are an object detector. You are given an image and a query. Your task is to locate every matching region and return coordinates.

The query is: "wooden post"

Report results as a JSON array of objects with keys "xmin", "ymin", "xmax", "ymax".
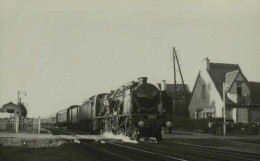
[
  {"xmin": 257, "ymin": 122, "xmax": 259, "ymax": 134},
  {"xmin": 15, "ymin": 116, "xmax": 19, "ymax": 133},
  {"xmin": 38, "ymin": 117, "xmax": 41, "ymax": 134}
]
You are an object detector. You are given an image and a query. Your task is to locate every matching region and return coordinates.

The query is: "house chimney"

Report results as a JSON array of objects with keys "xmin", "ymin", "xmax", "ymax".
[
  {"xmin": 161, "ymin": 80, "xmax": 166, "ymax": 91},
  {"xmin": 202, "ymin": 57, "xmax": 210, "ymax": 70},
  {"xmin": 138, "ymin": 77, "xmax": 147, "ymax": 84}
]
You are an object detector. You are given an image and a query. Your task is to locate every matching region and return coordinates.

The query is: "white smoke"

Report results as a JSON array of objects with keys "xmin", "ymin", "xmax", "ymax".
[{"xmin": 102, "ymin": 132, "xmax": 138, "ymax": 144}]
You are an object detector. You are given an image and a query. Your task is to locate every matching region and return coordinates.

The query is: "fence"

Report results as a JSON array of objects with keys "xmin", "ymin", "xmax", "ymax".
[{"xmin": 0, "ymin": 117, "xmax": 41, "ymax": 134}]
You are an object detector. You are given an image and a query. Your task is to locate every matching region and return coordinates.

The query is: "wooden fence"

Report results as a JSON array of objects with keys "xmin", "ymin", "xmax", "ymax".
[{"xmin": 0, "ymin": 117, "xmax": 41, "ymax": 133}]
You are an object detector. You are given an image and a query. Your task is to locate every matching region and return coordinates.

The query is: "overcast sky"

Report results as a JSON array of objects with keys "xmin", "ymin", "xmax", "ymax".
[{"xmin": 1, "ymin": 0, "xmax": 260, "ymax": 118}]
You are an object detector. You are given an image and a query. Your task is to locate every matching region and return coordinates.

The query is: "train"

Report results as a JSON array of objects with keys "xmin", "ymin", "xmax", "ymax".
[{"xmin": 55, "ymin": 77, "xmax": 173, "ymax": 141}]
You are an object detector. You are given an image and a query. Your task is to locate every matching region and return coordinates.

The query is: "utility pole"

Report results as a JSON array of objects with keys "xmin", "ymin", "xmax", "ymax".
[
  {"xmin": 172, "ymin": 47, "xmax": 189, "ymax": 115},
  {"xmin": 173, "ymin": 47, "xmax": 177, "ymax": 112},
  {"xmin": 17, "ymin": 91, "xmax": 27, "ymax": 104}
]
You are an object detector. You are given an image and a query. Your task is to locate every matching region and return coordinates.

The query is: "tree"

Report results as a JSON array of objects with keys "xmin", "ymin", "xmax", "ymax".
[{"xmin": 18, "ymin": 103, "xmax": 28, "ymax": 117}]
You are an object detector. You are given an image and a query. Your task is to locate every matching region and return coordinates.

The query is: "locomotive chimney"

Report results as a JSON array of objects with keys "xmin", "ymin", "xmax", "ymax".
[
  {"xmin": 161, "ymin": 80, "xmax": 166, "ymax": 91},
  {"xmin": 138, "ymin": 77, "xmax": 148, "ymax": 84}
]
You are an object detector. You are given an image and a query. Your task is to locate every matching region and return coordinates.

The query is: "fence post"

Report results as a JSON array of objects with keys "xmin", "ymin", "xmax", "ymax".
[
  {"xmin": 15, "ymin": 116, "xmax": 19, "ymax": 133},
  {"xmin": 38, "ymin": 117, "xmax": 41, "ymax": 134},
  {"xmin": 257, "ymin": 122, "xmax": 259, "ymax": 134}
]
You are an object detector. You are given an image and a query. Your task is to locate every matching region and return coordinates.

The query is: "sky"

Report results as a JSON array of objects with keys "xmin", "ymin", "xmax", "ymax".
[{"xmin": 0, "ymin": 0, "xmax": 260, "ymax": 118}]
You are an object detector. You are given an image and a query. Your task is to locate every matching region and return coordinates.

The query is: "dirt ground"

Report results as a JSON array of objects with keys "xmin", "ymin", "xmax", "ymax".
[
  {"xmin": 0, "ymin": 143, "xmax": 106, "ymax": 161},
  {"xmin": 163, "ymin": 138, "xmax": 260, "ymax": 153},
  {"xmin": 163, "ymin": 130, "xmax": 260, "ymax": 153}
]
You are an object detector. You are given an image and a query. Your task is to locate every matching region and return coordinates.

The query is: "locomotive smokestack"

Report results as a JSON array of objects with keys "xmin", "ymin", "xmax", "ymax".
[
  {"xmin": 161, "ymin": 80, "xmax": 166, "ymax": 91},
  {"xmin": 138, "ymin": 77, "xmax": 147, "ymax": 84}
]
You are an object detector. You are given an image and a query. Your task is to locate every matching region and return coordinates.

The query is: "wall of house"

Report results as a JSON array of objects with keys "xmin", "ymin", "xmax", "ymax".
[
  {"xmin": 227, "ymin": 74, "xmax": 250, "ymax": 103},
  {"xmin": 188, "ymin": 70, "xmax": 223, "ymax": 119},
  {"xmin": 0, "ymin": 104, "xmax": 21, "ymax": 118},
  {"xmin": 226, "ymin": 74, "xmax": 251, "ymax": 122}
]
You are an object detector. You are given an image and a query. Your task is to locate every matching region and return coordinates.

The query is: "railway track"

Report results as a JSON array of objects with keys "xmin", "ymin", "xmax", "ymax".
[
  {"xmin": 161, "ymin": 141, "xmax": 260, "ymax": 161},
  {"xmin": 46, "ymin": 127, "xmax": 260, "ymax": 161},
  {"xmin": 46, "ymin": 127, "xmax": 185, "ymax": 161},
  {"xmin": 121, "ymin": 141, "xmax": 260, "ymax": 161}
]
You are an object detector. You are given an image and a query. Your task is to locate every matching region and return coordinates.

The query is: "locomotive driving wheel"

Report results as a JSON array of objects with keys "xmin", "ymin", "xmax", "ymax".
[
  {"xmin": 156, "ymin": 130, "xmax": 163, "ymax": 143},
  {"xmin": 99, "ymin": 128, "xmax": 104, "ymax": 135},
  {"xmin": 132, "ymin": 127, "xmax": 140, "ymax": 141},
  {"xmin": 118, "ymin": 128, "xmax": 124, "ymax": 135}
]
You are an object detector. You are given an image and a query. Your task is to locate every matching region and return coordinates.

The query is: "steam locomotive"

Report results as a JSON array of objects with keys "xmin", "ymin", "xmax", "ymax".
[{"xmin": 56, "ymin": 77, "xmax": 172, "ymax": 141}]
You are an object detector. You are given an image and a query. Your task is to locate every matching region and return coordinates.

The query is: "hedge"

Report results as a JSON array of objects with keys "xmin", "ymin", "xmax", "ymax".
[{"xmin": 171, "ymin": 117, "xmax": 260, "ymax": 135}]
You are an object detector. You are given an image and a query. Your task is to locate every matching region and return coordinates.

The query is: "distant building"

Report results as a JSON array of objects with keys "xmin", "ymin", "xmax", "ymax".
[
  {"xmin": 0, "ymin": 102, "xmax": 21, "ymax": 118},
  {"xmin": 158, "ymin": 81, "xmax": 191, "ymax": 118},
  {"xmin": 188, "ymin": 58, "xmax": 260, "ymax": 122}
]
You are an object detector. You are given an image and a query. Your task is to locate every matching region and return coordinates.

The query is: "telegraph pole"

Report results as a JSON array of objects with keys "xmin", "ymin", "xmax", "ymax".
[
  {"xmin": 172, "ymin": 47, "xmax": 189, "ymax": 107},
  {"xmin": 173, "ymin": 47, "xmax": 177, "ymax": 112}
]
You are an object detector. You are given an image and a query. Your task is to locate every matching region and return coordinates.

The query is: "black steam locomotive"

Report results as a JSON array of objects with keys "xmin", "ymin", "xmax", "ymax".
[{"xmin": 56, "ymin": 77, "xmax": 172, "ymax": 141}]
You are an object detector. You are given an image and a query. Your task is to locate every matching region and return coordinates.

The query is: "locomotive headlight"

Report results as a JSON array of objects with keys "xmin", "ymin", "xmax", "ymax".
[
  {"xmin": 138, "ymin": 121, "xmax": 144, "ymax": 127},
  {"xmin": 166, "ymin": 121, "xmax": 171, "ymax": 128}
]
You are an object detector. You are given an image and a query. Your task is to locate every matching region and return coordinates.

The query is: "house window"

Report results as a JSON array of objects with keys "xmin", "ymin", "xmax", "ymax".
[
  {"xmin": 237, "ymin": 82, "xmax": 242, "ymax": 97},
  {"xmin": 202, "ymin": 85, "xmax": 206, "ymax": 98},
  {"xmin": 196, "ymin": 110, "xmax": 204, "ymax": 119},
  {"xmin": 206, "ymin": 113, "xmax": 214, "ymax": 118}
]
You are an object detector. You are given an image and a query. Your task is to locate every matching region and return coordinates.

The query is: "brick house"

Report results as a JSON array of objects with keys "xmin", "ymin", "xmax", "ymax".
[{"xmin": 188, "ymin": 58, "xmax": 260, "ymax": 122}]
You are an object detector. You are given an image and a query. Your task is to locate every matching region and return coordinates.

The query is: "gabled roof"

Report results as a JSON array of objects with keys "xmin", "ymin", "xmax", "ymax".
[
  {"xmin": 207, "ymin": 63, "xmax": 240, "ymax": 98},
  {"xmin": 225, "ymin": 70, "xmax": 239, "ymax": 91},
  {"xmin": 0, "ymin": 102, "xmax": 20, "ymax": 113},
  {"xmin": 249, "ymin": 81, "xmax": 260, "ymax": 104},
  {"xmin": 2, "ymin": 102, "xmax": 18, "ymax": 107}
]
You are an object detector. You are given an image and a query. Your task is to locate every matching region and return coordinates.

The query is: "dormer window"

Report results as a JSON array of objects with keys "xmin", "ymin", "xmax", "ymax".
[
  {"xmin": 202, "ymin": 84, "xmax": 206, "ymax": 98},
  {"xmin": 237, "ymin": 82, "xmax": 242, "ymax": 97}
]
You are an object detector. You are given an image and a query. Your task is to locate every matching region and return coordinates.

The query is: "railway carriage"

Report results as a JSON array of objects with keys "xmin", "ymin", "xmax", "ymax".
[
  {"xmin": 56, "ymin": 109, "xmax": 67, "ymax": 127},
  {"xmin": 56, "ymin": 105, "xmax": 80, "ymax": 128}
]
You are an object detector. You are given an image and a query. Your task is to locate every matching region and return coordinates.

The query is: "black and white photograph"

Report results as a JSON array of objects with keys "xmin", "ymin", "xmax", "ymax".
[{"xmin": 0, "ymin": 0, "xmax": 260, "ymax": 160}]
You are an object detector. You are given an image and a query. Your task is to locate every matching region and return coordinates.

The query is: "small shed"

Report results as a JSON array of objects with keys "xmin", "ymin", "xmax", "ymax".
[{"xmin": 0, "ymin": 102, "xmax": 21, "ymax": 118}]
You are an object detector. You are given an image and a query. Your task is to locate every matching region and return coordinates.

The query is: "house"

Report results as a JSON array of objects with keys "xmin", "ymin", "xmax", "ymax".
[
  {"xmin": 158, "ymin": 80, "xmax": 191, "ymax": 117},
  {"xmin": 188, "ymin": 58, "xmax": 260, "ymax": 122},
  {"xmin": 0, "ymin": 102, "xmax": 21, "ymax": 118}
]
